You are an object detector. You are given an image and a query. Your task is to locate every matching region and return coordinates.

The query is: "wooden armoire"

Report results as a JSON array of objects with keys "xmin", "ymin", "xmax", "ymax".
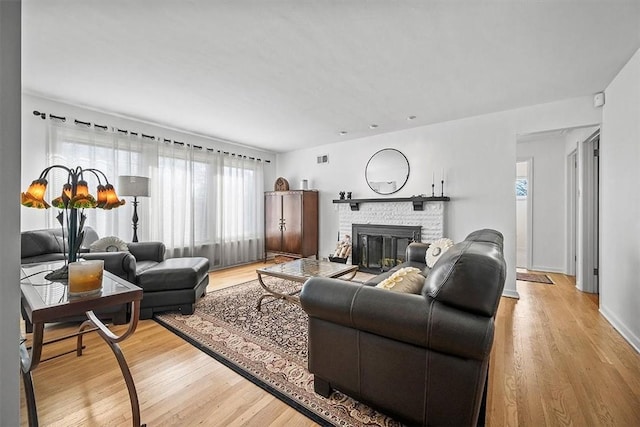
[{"xmin": 264, "ymin": 190, "xmax": 318, "ymax": 259}]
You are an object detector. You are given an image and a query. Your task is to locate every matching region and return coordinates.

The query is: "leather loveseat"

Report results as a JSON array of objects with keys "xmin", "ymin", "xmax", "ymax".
[
  {"xmin": 300, "ymin": 229, "xmax": 506, "ymax": 426},
  {"xmin": 21, "ymin": 227, "xmax": 209, "ymax": 321},
  {"xmin": 21, "ymin": 227, "xmax": 165, "ymax": 285}
]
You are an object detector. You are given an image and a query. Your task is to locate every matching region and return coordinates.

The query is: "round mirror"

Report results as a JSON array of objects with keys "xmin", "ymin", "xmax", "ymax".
[{"xmin": 365, "ymin": 148, "xmax": 410, "ymax": 195}]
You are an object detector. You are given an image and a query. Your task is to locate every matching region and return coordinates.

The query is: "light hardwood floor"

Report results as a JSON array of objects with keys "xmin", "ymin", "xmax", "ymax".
[{"xmin": 20, "ymin": 264, "xmax": 640, "ymax": 426}]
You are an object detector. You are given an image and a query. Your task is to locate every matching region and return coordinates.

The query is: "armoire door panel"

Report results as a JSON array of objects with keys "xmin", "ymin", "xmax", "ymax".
[
  {"xmin": 264, "ymin": 193, "xmax": 282, "ymax": 252},
  {"xmin": 282, "ymin": 192, "xmax": 303, "ymax": 254},
  {"xmin": 301, "ymin": 191, "xmax": 319, "ymax": 257}
]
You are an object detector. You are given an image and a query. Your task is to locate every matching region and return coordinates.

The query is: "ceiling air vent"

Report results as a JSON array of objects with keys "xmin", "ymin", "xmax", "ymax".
[{"xmin": 317, "ymin": 154, "xmax": 329, "ymax": 164}]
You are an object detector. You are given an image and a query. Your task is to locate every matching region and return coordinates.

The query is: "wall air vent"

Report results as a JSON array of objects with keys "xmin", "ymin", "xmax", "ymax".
[{"xmin": 317, "ymin": 154, "xmax": 329, "ymax": 164}]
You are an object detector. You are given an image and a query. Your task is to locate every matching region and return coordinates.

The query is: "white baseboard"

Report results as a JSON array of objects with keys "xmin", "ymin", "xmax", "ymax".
[
  {"xmin": 530, "ymin": 265, "xmax": 564, "ymax": 273},
  {"xmin": 599, "ymin": 305, "xmax": 640, "ymax": 354},
  {"xmin": 502, "ymin": 289, "xmax": 520, "ymax": 299}
]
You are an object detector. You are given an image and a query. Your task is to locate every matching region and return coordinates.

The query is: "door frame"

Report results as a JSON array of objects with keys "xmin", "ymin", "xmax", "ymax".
[
  {"xmin": 516, "ymin": 157, "xmax": 534, "ymax": 270},
  {"xmin": 566, "ymin": 149, "xmax": 578, "ymax": 276}
]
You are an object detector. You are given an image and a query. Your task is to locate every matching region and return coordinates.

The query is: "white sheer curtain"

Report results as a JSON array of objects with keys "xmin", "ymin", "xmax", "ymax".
[
  {"xmin": 45, "ymin": 119, "xmax": 265, "ymax": 268},
  {"xmin": 218, "ymin": 154, "xmax": 264, "ymax": 265}
]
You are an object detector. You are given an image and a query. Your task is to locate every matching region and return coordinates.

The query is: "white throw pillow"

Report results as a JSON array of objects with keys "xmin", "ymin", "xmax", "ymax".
[
  {"xmin": 89, "ymin": 236, "xmax": 129, "ymax": 252},
  {"xmin": 376, "ymin": 267, "xmax": 424, "ymax": 294},
  {"xmin": 425, "ymin": 238, "xmax": 454, "ymax": 268}
]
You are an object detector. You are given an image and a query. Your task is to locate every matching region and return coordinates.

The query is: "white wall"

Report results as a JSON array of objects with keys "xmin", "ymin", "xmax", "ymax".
[
  {"xmin": 277, "ymin": 96, "xmax": 602, "ymax": 299},
  {"xmin": 516, "ymin": 134, "xmax": 566, "ymax": 272},
  {"xmin": 21, "ymin": 94, "xmax": 278, "ymax": 231},
  {"xmin": 0, "ymin": 1, "xmax": 22, "ymax": 424},
  {"xmin": 600, "ymin": 48, "xmax": 640, "ymax": 352}
]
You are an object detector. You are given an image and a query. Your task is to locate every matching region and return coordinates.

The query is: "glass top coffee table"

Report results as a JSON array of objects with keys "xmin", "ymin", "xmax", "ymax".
[{"xmin": 256, "ymin": 258, "xmax": 358, "ymax": 310}]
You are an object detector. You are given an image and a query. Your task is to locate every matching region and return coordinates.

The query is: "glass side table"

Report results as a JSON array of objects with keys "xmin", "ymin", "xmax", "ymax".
[{"xmin": 20, "ymin": 262, "xmax": 145, "ymax": 427}]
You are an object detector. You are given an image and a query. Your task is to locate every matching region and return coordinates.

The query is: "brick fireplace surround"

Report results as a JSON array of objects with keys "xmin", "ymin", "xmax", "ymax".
[{"xmin": 336, "ymin": 200, "xmax": 446, "ymax": 262}]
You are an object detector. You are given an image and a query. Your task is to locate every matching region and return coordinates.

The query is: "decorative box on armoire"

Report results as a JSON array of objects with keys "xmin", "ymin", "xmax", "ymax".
[{"xmin": 264, "ymin": 190, "xmax": 318, "ymax": 260}]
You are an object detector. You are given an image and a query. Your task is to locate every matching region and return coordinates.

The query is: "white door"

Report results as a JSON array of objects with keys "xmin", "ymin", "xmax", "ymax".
[{"xmin": 579, "ymin": 132, "xmax": 600, "ymax": 293}]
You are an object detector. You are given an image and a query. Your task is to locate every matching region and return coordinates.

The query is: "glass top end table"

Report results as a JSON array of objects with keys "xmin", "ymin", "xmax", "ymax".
[{"xmin": 20, "ymin": 262, "xmax": 145, "ymax": 427}]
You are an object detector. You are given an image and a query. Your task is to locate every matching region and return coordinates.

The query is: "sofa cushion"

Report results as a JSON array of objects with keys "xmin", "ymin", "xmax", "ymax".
[
  {"xmin": 21, "ymin": 253, "xmax": 67, "ymax": 264},
  {"xmin": 425, "ymin": 238, "xmax": 454, "ymax": 268},
  {"xmin": 21, "ymin": 229, "xmax": 65, "ymax": 258},
  {"xmin": 364, "ymin": 261, "xmax": 429, "ymax": 286},
  {"xmin": 136, "ymin": 260, "xmax": 159, "ymax": 275},
  {"xmin": 137, "ymin": 257, "xmax": 209, "ymax": 292},
  {"xmin": 90, "ymin": 236, "xmax": 129, "ymax": 252},
  {"xmin": 376, "ymin": 267, "xmax": 424, "ymax": 294},
  {"xmin": 21, "ymin": 227, "xmax": 101, "ymax": 261},
  {"xmin": 79, "ymin": 226, "xmax": 100, "ymax": 249}
]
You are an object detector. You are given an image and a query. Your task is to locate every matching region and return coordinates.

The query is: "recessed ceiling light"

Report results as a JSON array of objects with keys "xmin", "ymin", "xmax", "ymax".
[
  {"xmin": 369, "ymin": 124, "xmax": 378, "ymax": 129},
  {"xmin": 339, "ymin": 131, "xmax": 347, "ymax": 135},
  {"xmin": 407, "ymin": 115, "xmax": 417, "ymax": 120}
]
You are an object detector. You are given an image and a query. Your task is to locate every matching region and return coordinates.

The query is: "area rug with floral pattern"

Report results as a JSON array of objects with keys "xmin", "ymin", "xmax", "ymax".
[{"xmin": 154, "ymin": 278, "xmax": 401, "ymax": 427}]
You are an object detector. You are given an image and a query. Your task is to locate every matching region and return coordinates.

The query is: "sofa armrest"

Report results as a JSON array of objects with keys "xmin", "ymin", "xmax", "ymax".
[
  {"xmin": 128, "ymin": 242, "xmax": 165, "ymax": 263},
  {"xmin": 300, "ymin": 277, "xmax": 494, "ymax": 360},
  {"xmin": 406, "ymin": 242, "xmax": 429, "ymax": 263},
  {"xmin": 82, "ymin": 251, "xmax": 137, "ymax": 283}
]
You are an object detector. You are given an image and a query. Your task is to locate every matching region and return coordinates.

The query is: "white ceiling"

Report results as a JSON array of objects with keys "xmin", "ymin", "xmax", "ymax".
[{"xmin": 22, "ymin": 1, "xmax": 640, "ymax": 153}]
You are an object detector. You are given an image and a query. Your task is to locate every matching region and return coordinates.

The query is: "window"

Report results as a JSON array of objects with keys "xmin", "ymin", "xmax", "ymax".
[
  {"xmin": 47, "ymin": 121, "xmax": 265, "ymax": 266},
  {"xmin": 516, "ymin": 178, "xmax": 528, "ymax": 199},
  {"xmin": 222, "ymin": 164, "xmax": 260, "ymax": 240}
]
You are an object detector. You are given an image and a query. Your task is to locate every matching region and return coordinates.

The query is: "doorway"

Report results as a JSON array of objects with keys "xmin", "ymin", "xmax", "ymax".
[
  {"xmin": 516, "ymin": 158, "xmax": 532, "ymax": 269},
  {"xmin": 516, "ymin": 125, "xmax": 599, "ymax": 291}
]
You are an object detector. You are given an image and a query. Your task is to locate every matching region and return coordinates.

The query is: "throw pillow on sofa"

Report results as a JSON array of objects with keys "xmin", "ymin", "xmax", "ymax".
[
  {"xmin": 376, "ymin": 267, "xmax": 424, "ymax": 294},
  {"xmin": 90, "ymin": 236, "xmax": 129, "ymax": 252},
  {"xmin": 425, "ymin": 238, "xmax": 454, "ymax": 268}
]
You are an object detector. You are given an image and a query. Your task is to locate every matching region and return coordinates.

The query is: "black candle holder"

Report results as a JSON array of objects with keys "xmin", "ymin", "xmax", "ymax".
[
  {"xmin": 431, "ymin": 183, "xmax": 435, "ymax": 197},
  {"xmin": 440, "ymin": 180, "xmax": 445, "ymax": 197}
]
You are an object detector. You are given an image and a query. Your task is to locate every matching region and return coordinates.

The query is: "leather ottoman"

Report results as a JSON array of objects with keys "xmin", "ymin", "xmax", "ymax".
[{"xmin": 136, "ymin": 257, "xmax": 210, "ymax": 319}]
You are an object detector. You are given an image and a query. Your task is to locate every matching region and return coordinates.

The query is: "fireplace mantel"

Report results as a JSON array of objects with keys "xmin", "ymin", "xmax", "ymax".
[{"xmin": 332, "ymin": 196, "xmax": 450, "ymax": 211}]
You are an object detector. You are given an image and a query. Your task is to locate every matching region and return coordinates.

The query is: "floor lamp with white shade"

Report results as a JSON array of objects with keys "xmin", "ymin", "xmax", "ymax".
[{"xmin": 117, "ymin": 175, "xmax": 149, "ymax": 242}]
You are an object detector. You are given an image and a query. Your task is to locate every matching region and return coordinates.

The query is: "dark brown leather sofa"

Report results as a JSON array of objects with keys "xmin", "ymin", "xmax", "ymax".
[
  {"xmin": 300, "ymin": 229, "xmax": 506, "ymax": 426},
  {"xmin": 20, "ymin": 227, "xmax": 165, "ymax": 284},
  {"xmin": 21, "ymin": 227, "xmax": 209, "ymax": 322}
]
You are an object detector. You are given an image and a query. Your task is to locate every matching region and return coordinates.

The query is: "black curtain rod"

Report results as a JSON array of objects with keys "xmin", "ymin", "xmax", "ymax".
[{"xmin": 32, "ymin": 110, "xmax": 271, "ymax": 163}]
